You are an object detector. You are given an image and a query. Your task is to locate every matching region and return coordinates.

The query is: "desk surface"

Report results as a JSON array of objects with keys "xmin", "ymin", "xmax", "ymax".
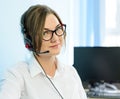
[
  {"xmin": 89, "ymin": 98, "xmax": 119, "ymax": 99},
  {"xmin": 85, "ymin": 87, "xmax": 120, "ymax": 99}
]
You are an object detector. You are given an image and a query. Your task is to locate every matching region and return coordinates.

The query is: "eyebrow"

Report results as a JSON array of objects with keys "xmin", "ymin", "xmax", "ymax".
[{"xmin": 44, "ymin": 24, "xmax": 61, "ymax": 31}]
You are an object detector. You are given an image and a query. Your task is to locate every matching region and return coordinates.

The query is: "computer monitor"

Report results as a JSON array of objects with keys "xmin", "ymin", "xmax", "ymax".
[{"xmin": 73, "ymin": 47, "xmax": 120, "ymax": 87}]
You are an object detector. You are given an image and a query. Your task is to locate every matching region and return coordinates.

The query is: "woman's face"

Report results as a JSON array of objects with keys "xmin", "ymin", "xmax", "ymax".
[{"xmin": 40, "ymin": 14, "xmax": 64, "ymax": 55}]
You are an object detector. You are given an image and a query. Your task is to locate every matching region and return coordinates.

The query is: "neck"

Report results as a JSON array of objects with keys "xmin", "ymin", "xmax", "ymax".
[{"xmin": 34, "ymin": 54, "xmax": 57, "ymax": 77}]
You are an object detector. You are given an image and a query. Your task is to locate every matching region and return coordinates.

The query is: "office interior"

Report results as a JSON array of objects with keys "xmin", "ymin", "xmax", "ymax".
[{"xmin": 0, "ymin": 0, "xmax": 120, "ymax": 98}]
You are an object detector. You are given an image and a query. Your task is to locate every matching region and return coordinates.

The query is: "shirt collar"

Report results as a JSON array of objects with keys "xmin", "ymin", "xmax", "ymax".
[
  {"xmin": 28, "ymin": 55, "xmax": 45, "ymax": 78},
  {"xmin": 28, "ymin": 54, "xmax": 65, "ymax": 78}
]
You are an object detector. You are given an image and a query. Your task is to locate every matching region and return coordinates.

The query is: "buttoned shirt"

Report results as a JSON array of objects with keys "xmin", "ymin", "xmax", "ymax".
[{"xmin": 0, "ymin": 55, "xmax": 87, "ymax": 99}]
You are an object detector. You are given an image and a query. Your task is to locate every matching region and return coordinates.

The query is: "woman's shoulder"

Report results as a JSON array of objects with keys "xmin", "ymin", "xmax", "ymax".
[
  {"xmin": 5, "ymin": 61, "xmax": 29, "ymax": 78},
  {"xmin": 11, "ymin": 61, "xmax": 29, "ymax": 71}
]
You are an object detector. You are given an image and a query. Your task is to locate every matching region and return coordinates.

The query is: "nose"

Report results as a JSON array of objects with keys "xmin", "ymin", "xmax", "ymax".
[{"xmin": 51, "ymin": 32, "xmax": 59, "ymax": 42}]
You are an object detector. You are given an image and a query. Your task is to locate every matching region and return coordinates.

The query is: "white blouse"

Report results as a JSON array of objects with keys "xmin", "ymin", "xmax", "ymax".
[{"xmin": 0, "ymin": 56, "xmax": 87, "ymax": 99}]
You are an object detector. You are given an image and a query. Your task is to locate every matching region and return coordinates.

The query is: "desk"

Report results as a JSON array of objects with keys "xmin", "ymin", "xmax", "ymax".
[
  {"xmin": 89, "ymin": 98, "xmax": 119, "ymax": 99},
  {"xmin": 89, "ymin": 98, "xmax": 108, "ymax": 99},
  {"xmin": 85, "ymin": 86, "xmax": 120, "ymax": 99},
  {"xmin": 87, "ymin": 94, "xmax": 120, "ymax": 99}
]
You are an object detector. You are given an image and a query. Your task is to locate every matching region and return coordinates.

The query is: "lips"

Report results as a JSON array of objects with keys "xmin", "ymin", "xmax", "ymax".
[{"xmin": 50, "ymin": 43, "xmax": 61, "ymax": 48}]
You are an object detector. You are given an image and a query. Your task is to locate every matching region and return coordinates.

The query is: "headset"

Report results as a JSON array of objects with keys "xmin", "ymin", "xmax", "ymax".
[
  {"xmin": 24, "ymin": 35, "xmax": 34, "ymax": 51},
  {"xmin": 21, "ymin": 19, "xmax": 34, "ymax": 52}
]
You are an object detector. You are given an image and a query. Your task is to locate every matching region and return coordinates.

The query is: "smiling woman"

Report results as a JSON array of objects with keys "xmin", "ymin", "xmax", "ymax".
[
  {"xmin": 0, "ymin": 0, "xmax": 78, "ymax": 79},
  {"xmin": 0, "ymin": 4, "xmax": 87, "ymax": 99}
]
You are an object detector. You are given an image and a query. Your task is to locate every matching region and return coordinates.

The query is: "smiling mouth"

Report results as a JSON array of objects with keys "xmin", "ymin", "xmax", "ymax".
[{"xmin": 50, "ymin": 44, "xmax": 61, "ymax": 48}]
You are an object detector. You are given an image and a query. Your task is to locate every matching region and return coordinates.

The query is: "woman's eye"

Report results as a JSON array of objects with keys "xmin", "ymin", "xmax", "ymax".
[
  {"xmin": 43, "ymin": 31, "xmax": 52, "ymax": 36},
  {"xmin": 43, "ymin": 31, "xmax": 49, "ymax": 35},
  {"xmin": 56, "ymin": 26, "xmax": 63, "ymax": 32}
]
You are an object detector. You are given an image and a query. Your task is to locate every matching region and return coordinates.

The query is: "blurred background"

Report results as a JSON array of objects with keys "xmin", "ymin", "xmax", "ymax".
[{"xmin": 0, "ymin": 0, "xmax": 120, "ymax": 78}]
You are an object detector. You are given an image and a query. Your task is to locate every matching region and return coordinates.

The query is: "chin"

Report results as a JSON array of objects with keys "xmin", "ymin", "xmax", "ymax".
[{"xmin": 52, "ymin": 51, "xmax": 60, "ymax": 55}]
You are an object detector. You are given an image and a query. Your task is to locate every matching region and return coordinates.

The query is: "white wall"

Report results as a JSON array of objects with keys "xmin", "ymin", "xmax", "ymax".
[{"xmin": 0, "ymin": 0, "xmax": 80, "ymax": 77}]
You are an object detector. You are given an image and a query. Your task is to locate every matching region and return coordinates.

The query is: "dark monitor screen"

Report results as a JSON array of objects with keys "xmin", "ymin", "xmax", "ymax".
[{"xmin": 73, "ymin": 47, "xmax": 120, "ymax": 83}]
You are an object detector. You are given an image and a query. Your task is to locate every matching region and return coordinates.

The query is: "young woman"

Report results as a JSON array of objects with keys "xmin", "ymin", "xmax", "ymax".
[{"xmin": 0, "ymin": 4, "xmax": 87, "ymax": 99}]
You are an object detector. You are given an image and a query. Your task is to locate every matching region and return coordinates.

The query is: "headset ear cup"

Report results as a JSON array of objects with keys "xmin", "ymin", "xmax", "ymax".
[{"xmin": 24, "ymin": 38, "xmax": 33, "ymax": 51}]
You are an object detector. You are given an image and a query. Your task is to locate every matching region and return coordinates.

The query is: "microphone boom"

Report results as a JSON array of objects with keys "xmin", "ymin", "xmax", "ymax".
[{"xmin": 37, "ymin": 50, "xmax": 49, "ymax": 54}]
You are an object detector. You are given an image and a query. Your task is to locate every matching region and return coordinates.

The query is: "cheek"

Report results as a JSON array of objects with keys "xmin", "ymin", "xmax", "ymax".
[
  {"xmin": 60, "ymin": 36, "xmax": 65, "ymax": 45},
  {"xmin": 40, "ymin": 41, "xmax": 49, "ymax": 50}
]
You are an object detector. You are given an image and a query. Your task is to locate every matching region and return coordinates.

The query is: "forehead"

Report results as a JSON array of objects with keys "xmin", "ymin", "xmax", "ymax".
[{"xmin": 44, "ymin": 14, "xmax": 60, "ymax": 29}]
